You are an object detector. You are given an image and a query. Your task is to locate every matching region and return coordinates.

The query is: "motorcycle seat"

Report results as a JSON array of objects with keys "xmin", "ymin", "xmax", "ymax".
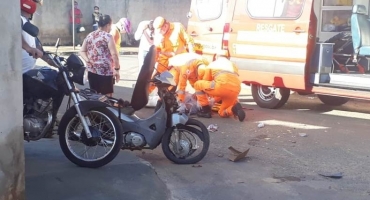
[
  {"xmin": 119, "ymin": 106, "xmax": 135, "ymax": 115},
  {"xmin": 115, "ymin": 99, "xmax": 135, "ymax": 115}
]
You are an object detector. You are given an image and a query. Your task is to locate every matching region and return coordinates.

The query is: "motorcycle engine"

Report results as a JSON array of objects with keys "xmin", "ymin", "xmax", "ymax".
[
  {"xmin": 24, "ymin": 115, "xmax": 46, "ymax": 137},
  {"xmin": 125, "ymin": 132, "xmax": 146, "ymax": 147}
]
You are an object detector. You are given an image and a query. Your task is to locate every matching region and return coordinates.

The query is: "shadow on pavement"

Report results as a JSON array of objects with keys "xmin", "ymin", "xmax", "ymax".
[{"xmin": 25, "ymin": 138, "xmax": 170, "ymax": 200}]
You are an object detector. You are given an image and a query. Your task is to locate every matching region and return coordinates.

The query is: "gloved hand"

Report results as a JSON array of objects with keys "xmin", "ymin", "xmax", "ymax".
[{"xmin": 176, "ymin": 102, "xmax": 187, "ymax": 113}]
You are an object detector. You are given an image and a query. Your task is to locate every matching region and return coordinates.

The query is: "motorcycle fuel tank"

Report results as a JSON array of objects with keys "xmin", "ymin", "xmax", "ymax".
[{"xmin": 23, "ymin": 67, "xmax": 59, "ymax": 100}]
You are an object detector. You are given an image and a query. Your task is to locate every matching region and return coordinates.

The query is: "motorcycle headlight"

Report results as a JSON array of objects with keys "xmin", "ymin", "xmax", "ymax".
[
  {"xmin": 68, "ymin": 66, "xmax": 86, "ymax": 86},
  {"xmin": 66, "ymin": 54, "xmax": 87, "ymax": 85}
]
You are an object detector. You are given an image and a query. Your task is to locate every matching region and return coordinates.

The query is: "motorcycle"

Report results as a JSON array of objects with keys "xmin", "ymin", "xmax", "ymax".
[
  {"xmin": 22, "ymin": 22, "xmax": 123, "ymax": 168},
  {"xmin": 81, "ymin": 46, "xmax": 210, "ymax": 164}
]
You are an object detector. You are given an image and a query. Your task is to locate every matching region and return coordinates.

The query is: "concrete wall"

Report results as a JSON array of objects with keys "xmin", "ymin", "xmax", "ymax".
[
  {"xmin": 33, "ymin": 0, "xmax": 191, "ymax": 46},
  {"xmin": 0, "ymin": 1, "xmax": 25, "ymax": 200}
]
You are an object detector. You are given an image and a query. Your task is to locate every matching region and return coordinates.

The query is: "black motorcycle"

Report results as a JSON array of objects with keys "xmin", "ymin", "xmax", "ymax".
[{"xmin": 22, "ymin": 22, "xmax": 123, "ymax": 168}]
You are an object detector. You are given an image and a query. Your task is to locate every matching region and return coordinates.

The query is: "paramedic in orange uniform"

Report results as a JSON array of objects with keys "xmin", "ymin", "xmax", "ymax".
[
  {"xmin": 149, "ymin": 16, "xmax": 195, "ymax": 94},
  {"xmin": 153, "ymin": 53, "xmax": 208, "ymax": 111},
  {"xmin": 167, "ymin": 53, "xmax": 209, "ymax": 103},
  {"xmin": 194, "ymin": 50, "xmax": 245, "ymax": 122}
]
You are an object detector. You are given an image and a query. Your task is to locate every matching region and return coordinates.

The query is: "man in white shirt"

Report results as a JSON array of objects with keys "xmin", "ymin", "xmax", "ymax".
[
  {"xmin": 134, "ymin": 20, "xmax": 154, "ymax": 70},
  {"xmin": 21, "ymin": 0, "xmax": 54, "ymax": 74}
]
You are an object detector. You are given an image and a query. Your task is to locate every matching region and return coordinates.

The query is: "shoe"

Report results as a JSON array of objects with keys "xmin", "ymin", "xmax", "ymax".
[
  {"xmin": 197, "ymin": 105, "xmax": 212, "ymax": 118},
  {"xmin": 232, "ymin": 103, "xmax": 245, "ymax": 122}
]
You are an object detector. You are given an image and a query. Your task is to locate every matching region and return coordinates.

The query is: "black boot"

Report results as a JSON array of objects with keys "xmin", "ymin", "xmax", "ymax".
[
  {"xmin": 232, "ymin": 103, "xmax": 246, "ymax": 122},
  {"xmin": 197, "ymin": 105, "xmax": 212, "ymax": 118},
  {"xmin": 154, "ymin": 100, "xmax": 162, "ymax": 113}
]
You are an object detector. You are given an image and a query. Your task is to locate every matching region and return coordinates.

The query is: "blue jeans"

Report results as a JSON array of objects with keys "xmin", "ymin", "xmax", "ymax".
[{"xmin": 93, "ymin": 24, "xmax": 98, "ymax": 31}]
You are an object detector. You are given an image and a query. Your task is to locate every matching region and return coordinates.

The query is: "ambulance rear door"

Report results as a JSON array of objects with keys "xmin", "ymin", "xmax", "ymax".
[
  {"xmin": 228, "ymin": 0, "xmax": 313, "ymax": 90},
  {"xmin": 187, "ymin": 0, "xmax": 228, "ymax": 58}
]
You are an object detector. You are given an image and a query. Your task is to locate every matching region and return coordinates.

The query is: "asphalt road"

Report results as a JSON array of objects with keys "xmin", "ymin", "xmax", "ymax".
[{"xmin": 32, "ymin": 55, "xmax": 370, "ymax": 200}]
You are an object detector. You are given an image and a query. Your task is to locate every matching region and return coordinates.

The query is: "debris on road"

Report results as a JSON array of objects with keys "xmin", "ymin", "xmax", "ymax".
[
  {"xmin": 228, "ymin": 146, "xmax": 250, "ymax": 162},
  {"xmin": 282, "ymin": 148, "xmax": 295, "ymax": 156},
  {"xmin": 207, "ymin": 124, "xmax": 218, "ymax": 132},
  {"xmin": 319, "ymin": 172, "xmax": 343, "ymax": 179},
  {"xmin": 263, "ymin": 178, "xmax": 283, "ymax": 183},
  {"xmin": 299, "ymin": 133, "xmax": 308, "ymax": 137},
  {"xmin": 217, "ymin": 153, "xmax": 224, "ymax": 158},
  {"xmin": 192, "ymin": 164, "xmax": 202, "ymax": 168},
  {"xmin": 257, "ymin": 122, "xmax": 265, "ymax": 128}
]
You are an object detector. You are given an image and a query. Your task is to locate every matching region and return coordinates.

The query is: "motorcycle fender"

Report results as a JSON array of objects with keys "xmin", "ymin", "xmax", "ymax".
[
  {"xmin": 78, "ymin": 100, "xmax": 111, "ymax": 115},
  {"xmin": 171, "ymin": 113, "xmax": 189, "ymax": 127}
]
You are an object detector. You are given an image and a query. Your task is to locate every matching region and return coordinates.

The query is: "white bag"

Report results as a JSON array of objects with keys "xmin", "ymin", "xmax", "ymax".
[{"xmin": 146, "ymin": 88, "xmax": 159, "ymax": 107}]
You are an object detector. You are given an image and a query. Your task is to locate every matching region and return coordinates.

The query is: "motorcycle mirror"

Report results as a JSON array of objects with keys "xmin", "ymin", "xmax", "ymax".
[
  {"xmin": 55, "ymin": 38, "xmax": 60, "ymax": 48},
  {"xmin": 22, "ymin": 22, "xmax": 39, "ymax": 37}
]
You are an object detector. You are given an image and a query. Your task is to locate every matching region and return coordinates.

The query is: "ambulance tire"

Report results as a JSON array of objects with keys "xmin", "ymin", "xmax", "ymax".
[
  {"xmin": 317, "ymin": 95, "xmax": 349, "ymax": 106},
  {"xmin": 251, "ymin": 85, "xmax": 290, "ymax": 109}
]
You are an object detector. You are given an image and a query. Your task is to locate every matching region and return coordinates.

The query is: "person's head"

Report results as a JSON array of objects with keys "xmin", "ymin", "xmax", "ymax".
[
  {"xmin": 98, "ymin": 14, "xmax": 112, "ymax": 32},
  {"xmin": 116, "ymin": 18, "xmax": 131, "ymax": 34},
  {"xmin": 74, "ymin": 0, "xmax": 78, "ymax": 8},
  {"xmin": 94, "ymin": 6, "xmax": 99, "ymax": 13},
  {"xmin": 153, "ymin": 16, "xmax": 170, "ymax": 35},
  {"xmin": 21, "ymin": 0, "xmax": 42, "ymax": 19}
]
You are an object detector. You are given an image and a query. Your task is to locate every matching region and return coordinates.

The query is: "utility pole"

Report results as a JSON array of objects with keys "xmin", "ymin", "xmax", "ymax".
[{"xmin": 72, "ymin": 0, "xmax": 75, "ymax": 50}]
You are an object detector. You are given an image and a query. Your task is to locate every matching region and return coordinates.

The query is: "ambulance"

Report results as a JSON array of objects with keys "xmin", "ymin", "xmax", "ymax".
[{"xmin": 187, "ymin": 0, "xmax": 370, "ymax": 109}]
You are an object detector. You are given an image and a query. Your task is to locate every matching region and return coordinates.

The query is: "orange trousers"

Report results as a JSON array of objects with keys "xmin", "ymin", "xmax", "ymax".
[{"xmin": 194, "ymin": 80, "xmax": 240, "ymax": 117}]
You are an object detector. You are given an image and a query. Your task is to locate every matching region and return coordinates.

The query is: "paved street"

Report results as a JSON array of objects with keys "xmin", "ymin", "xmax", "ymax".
[{"xmin": 29, "ymin": 54, "xmax": 370, "ymax": 200}]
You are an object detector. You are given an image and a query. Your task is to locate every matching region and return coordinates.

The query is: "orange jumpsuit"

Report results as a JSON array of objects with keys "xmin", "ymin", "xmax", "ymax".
[
  {"xmin": 194, "ymin": 58, "xmax": 241, "ymax": 117},
  {"xmin": 149, "ymin": 23, "xmax": 195, "ymax": 93},
  {"xmin": 167, "ymin": 53, "xmax": 207, "ymax": 102}
]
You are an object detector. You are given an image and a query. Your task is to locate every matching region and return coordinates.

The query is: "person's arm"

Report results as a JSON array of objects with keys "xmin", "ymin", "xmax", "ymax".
[
  {"xmin": 92, "ymin": 14, "xmax": 96, "ymax": 24},
  {"xmin": 177, "ymin": 65, "xmax": 189, "ymax": 102},
  {"xmin": 108, "ymin": 36, "xmax": 120, "ymax": 70},
  {"xmin": 179, "ymin": 24, "xmax": 195, "ymax": 53},
  {"xmin": 22, "ymin": 36, "xmax": 43, "ymax": 59},
  {"xmin": 108, "ymin": 35, "xmax": 120, "ymax": 83},
  {"xmin": 79, "ymin": 39, "xmax": 90, "ymax": 64},
  {"xmin": 109, "ymin": 26, "xmax": 117, "ymax": 40},
  {"xmin": 78, "ymin": 9, "xmax": 83, "ymax": 18},
  {"xmin": 134, "ymin": 21, "xmax": 146, "ymax": 41}
]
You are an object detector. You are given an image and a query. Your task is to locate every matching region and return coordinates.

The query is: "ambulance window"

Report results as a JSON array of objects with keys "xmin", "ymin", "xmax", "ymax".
[
  {"xmin": 247, "ymin": 0, "xmax": 305, "ymax": 19},
  {"xmin": 196, "ymin": 0, "xmax": 223, "ymax": 21}
]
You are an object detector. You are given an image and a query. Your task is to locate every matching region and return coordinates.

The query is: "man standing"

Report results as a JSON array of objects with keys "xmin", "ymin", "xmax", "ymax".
[
  {"xmin": 148, "ymin": 16, "xmax": 195, "ymax": 95},
  {"xmin": 134, "ymin": 20, "xmax": 154, "ymax": 69},
  {"xmin": 152, "ymin": 16, "xmax": 195, "ymax": 73},
  {"xmin": 91, "ymin": 6, "xmax": 102, "ymax": 31},
  {"xmin": 69, "ymin": 0, "xmax": 83, "ymax": 46},
  {"xmin": 110, "ymin": 18, "xmax": 131, "ymax": 56}
]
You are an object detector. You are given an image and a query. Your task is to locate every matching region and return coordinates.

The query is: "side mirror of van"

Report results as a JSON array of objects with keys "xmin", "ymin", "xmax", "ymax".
[
  {"xmin": 187, "ymin": 11, "xmax": 192, "ymax": 19},
  {"xmin": 22, "ymin": 22, "xmax": 39, "ymax": 37}
]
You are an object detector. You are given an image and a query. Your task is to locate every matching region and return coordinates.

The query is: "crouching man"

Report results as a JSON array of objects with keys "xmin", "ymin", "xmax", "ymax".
[{"xmin": 194, "ymin": 50, "xmax": 246, "ymax": 122}]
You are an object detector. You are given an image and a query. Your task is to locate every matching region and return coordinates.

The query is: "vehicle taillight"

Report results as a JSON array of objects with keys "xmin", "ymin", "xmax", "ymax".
[{"xmin": 222, "ymin": 23, "xmax": 230, "ymax": 50}]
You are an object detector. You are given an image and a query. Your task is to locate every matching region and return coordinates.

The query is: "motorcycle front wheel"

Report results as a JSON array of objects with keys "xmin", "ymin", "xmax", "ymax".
[
  {"xmin": 58, "ymin": 107, "xmax": 123, "ymax": 168},
  {"xmin": 161, "ymin": 118, "xmax": 210, "ymax": 164}
]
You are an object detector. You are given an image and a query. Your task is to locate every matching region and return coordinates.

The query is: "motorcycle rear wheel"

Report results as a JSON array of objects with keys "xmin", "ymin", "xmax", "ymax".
[
  {"xmin": 161, "ymin": 118, "xmax": 210, "ymax": 164},
  {"xmin": 58, "ymin": 107, "xmax": 123, "ymax": 168}
]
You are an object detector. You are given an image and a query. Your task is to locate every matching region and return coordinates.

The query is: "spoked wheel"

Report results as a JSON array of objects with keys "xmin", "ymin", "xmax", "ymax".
[
  {"xmin": 58, "ymin": 107, "xmax": 123, "ymax": 168},
  {"xmin": 161, "ymin": 118, "xmax": 210, "ymax": 164}
]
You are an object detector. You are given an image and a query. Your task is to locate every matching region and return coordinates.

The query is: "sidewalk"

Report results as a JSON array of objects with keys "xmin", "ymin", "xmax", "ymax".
[{"xmin": 43, "ymin": 46, "xmax": 139, "ymax": 55}]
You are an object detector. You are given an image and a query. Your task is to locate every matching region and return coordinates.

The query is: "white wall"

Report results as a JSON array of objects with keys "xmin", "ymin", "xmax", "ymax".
[{"xmin": 0, "ymin": 0, "xmax": 25, "ymax": 199}]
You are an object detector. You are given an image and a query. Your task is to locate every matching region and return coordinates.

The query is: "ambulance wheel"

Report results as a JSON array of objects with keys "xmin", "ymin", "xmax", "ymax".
[
  {"xmin": 317, "ymin": 95, "xmax": 349, "ymax": 106},
  {"xmin": 251, "ymin": 85, "xmax": 290, "ymax": 109}
]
